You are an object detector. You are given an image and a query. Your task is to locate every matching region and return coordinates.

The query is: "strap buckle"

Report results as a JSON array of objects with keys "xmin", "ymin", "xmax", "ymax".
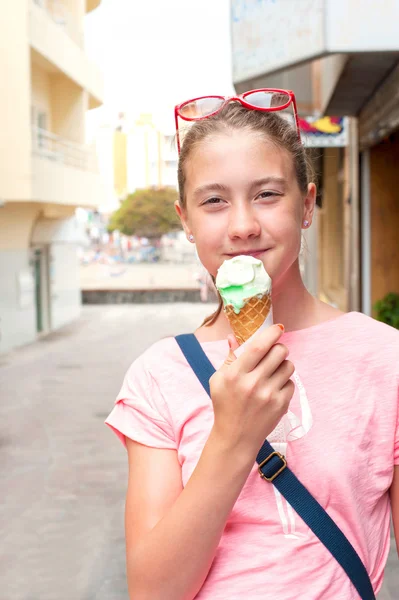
[{"xmin": 258, "ymin": 452, "xmax": 287, "ymax": 482}]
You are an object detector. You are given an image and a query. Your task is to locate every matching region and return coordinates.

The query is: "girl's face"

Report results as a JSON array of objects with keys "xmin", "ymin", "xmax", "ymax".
[{"xmin": 176, "ymin": 130, "xmax": 316, "ymax": 288}]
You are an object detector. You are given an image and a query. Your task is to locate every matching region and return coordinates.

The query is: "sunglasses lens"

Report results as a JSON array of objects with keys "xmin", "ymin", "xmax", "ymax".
[
  {"xmin": 244, "ymin": 90, "xmax": 297, "ymax": 131},
  {"xmin": 244, "ymin": 90, "xmax": 290, "ymax": 109},
  {"xmin": 179, "ymin": 97, "xmax": 225, "ymax": 119}
]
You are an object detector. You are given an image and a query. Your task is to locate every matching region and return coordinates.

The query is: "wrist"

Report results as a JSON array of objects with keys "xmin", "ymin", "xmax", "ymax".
[{"xmin": 206, "ymin": 427, "xmax": 257, "ymax": 474}]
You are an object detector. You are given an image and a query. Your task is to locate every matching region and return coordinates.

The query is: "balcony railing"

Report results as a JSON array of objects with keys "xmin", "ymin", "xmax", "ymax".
[
  {"xmin": 32, "ymin": 126, "xmax": 98, "ymax": 172},
  {"xmin": 33, "ymin": 0, "xmax": 83, "ymax": 47}
]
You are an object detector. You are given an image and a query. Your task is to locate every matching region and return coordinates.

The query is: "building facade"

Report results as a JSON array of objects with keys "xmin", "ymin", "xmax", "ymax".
[
  {"xmin": 113, "ymin": 113, "xmax": 178, "ymax": 199},
  {"xmin": 0, "ymin": 0, "xmax": 105, "ymax": 353},
  {"xmin": 230, "ymin": 0, "xmax": 399, "ymax": 315}
]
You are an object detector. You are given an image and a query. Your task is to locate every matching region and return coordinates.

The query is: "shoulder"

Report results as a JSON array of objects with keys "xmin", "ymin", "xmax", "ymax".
[
  {"xmin": 126, "ymin": 336, "xmax": 188, "ymax": 384},
  {"xmin": 139, "ymin": 336, "xmax": 186, "ymax": 369},
  {"xmin": 345, "ymin": 311, "xmax": 399, "ymax": 344},
  {"xmin": 295, "ymin": 311, "xmax": 398, "ymax": 375},
  {"xmin": 116, "ymin": 336, "xmax": 185, "ymax": 411},
  {"xmin": 340, "ymin": 311, "xmax": 399, "ymax": 372}
]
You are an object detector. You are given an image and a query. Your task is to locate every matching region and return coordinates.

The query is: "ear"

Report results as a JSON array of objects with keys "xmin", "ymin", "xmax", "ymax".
[
  {"xmin": 175, "ymin": 200, "xmax": 192, "ymax": 239},
  {"xmin": 302, "ymin": 183, "xmax": 316, "ymax": 227}
]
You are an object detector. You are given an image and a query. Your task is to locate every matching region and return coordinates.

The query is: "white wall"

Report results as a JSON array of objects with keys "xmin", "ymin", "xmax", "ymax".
[
  {"xmin": 0, "ymin": 205, "xmax": 83, "ymax": 354},
  {"xmin": 231, "ymin": 0, "xmax": 399, "ymax": 91},
  {"xmin": 49, "ymin": 243, "xmax": 81, "ymax": 330},
  {"xmin": 301, "ymin": 208, "xmax": 319, "ymax": 297},
  {"xmin": 231, "ymin": 0, "xmax": 324, "ymax": 83},
  {"xmin": 0, "ymin": 249, "xmax": 37, "ymax": 353},
  {"xmin": 0, "ymin": 204, "xmax": 38, "ymax": 351}
]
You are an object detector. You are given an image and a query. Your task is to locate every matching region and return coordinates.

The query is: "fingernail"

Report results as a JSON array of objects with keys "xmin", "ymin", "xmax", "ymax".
[{"xmin": 276, "ymin": 324, "xmax": 285, "ymax": 332}]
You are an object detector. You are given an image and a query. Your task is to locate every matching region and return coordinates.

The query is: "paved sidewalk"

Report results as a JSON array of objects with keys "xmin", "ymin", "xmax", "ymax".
[
  {"xmin": 0, "ymin": 305, "xmax": 397, "ymax": 599},
  {"xmin": 0, "ymin": 304, "xmax": 214, "ymax": 600},
  {"xmin": 80, "ymin": 262, "xmax": 202, "ymax": 290}
]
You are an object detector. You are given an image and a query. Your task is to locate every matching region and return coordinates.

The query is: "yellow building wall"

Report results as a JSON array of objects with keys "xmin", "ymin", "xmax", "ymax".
[
  {"xmin": 113, "ymin": 130, "xmax": 128, "ymax": 198},
  {"xmin": 0, "ymin": 0, "xmax": 31, "ymax": 201},
  {"xmin": 29, "ymin": 1, "xmax": 103, "ymax": 106},
  {"xmin": 62, "ymin": 0, "xmax": 85, "ymax": 22},
  {"xmin": 0, "ymin": 203, "xmax": 40, "ymax": 250},
  {"xmin": 31, "ymin": 60, "xmax": 53, "ymax": 130},
  {"xmin": 51, "ymin": 77, "xmax": 87, "ymax": 143}
]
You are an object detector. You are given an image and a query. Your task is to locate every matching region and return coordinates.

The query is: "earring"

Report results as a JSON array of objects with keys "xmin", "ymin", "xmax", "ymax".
[
  {"xmin": 303, "ymin": 220, "xmax": 310, "ymax": 228},
  {"xmin": 188, "ymin": 234, "xmax": 194, "ymax": 242}
]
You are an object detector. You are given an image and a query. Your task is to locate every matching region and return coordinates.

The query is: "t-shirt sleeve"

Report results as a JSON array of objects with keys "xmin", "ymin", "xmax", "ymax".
[
  {"xmin": 394, "ymin": 381, "xmax": 399, "ymax": 465},
  {"xmin": 105, "ymin": 357, "xmax": 176, "ymax": 450}
]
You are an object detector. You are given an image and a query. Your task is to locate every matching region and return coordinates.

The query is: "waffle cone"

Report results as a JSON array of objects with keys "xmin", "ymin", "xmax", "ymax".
[{"xmin": 224, "ymin": 293, "xmax": 272, "ymax": 345}]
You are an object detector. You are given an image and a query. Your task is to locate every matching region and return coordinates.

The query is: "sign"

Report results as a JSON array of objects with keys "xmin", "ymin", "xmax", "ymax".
[{"xmin": 299, "ymin": 116, "xmax": 348, "ymax": 148}]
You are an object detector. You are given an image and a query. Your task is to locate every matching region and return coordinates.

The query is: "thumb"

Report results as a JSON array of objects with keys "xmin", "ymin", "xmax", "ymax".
[{"xmin": 224, "ymin": 334, "xmax": 239, "ymax": 366}]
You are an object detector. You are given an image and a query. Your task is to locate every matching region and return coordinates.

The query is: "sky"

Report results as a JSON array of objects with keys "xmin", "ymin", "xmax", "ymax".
[{"xmin": 85, "ymin": 0, "xmax": 235, "ymax": 133}]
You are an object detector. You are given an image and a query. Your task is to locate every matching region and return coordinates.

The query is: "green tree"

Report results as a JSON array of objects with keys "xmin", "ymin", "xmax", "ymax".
[
  {"xmin": 108, "ymin": 187, "xmax": 181, "ymax": 240},
  {"xmin": 373, "ymin": 292, "xmax": 399, "ymax": 329}
]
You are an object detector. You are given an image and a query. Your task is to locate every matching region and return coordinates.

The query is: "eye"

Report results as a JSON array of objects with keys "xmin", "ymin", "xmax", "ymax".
[
  {"xmin": 203, "ymin": 197, "xmax": 224, "ymax": 205},
  {"xmin": 257, "ymin": 191, "xmax": 279, "ymax": 200}
]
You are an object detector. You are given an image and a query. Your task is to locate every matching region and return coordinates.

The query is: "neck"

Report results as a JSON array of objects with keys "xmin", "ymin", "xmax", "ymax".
[
  {"xmin": 271, "ymin": 259, "xmax": 318, "ymax": 332},
  {"xmin": 202, "ymin": 260, "xmax": 328, "ymax": 340}
]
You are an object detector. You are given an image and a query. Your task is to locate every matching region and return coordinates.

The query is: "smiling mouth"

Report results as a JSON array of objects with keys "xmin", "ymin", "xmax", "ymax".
[{"xmin": 227, "ymin": 249, "xmax": 269, "ymax": 258}]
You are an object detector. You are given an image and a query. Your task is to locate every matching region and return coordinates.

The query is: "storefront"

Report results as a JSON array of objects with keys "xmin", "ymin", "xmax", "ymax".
[
  {"xmin": 300, "ymin": 117, "xmax": 351, "ymax": 311},
  {"xmin": 358, "ymin": 63, "xmax": 399, "ymax": 315}
]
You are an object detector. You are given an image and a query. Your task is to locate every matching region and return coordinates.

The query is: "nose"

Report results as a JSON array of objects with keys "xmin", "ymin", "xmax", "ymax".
[{"xmin": 227, "ymin": 203, "xmax": 261, "ymax": 241}]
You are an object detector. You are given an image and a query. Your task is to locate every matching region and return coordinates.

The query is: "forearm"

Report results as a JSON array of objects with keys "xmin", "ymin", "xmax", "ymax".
[{"xmin": 128, "ymin": 431, "xmax": 255, "ymax": 600}]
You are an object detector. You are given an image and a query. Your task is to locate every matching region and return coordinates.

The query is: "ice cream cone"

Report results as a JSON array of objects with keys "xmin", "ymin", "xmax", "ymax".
[
  {"xmin": 215, "ymin": 255, "xmax": 273, "ymax": 347},
  {"xmin": 224, "ymin": 293, "xmax": 272, "ymax": 345}
]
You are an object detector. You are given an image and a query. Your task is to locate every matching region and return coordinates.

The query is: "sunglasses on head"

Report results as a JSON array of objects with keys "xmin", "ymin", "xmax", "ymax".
[{"xmin": 174, "ymin": 88, "xmax": 300, "ymax": 153}]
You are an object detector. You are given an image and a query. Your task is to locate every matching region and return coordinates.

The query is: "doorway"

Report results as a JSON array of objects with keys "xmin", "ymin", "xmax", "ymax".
[
  {"xmin": 33, "ymin": 248, "xmax": 43, "ymax": 332},
  {"xmin": 369, "ymin": 131, "xmax": 399, "ymax": 312},
  {"xmin": 32, "ymin": 246, "xmax": 50, "ymax": 334}
]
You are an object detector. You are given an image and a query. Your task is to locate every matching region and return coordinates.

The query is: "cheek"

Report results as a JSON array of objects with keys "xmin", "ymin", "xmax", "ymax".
[
  {"xmin": 266, "ymin": 205, "xmax": 301, "ymax": 245},
  {"xmin": 191, "ymin": 214, "xmax": 225, "ymax": 276}
]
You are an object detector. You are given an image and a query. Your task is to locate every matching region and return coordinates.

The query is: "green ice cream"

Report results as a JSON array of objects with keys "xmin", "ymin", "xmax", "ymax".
[{"xmin": 215, "ymin": 255, "xmax": 271, "ymax": 314}]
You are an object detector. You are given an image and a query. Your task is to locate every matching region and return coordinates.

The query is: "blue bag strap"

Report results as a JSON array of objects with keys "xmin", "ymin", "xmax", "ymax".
[{"xmin": 175, "ymin": 333, "xmax": 375, "ymax": 600}]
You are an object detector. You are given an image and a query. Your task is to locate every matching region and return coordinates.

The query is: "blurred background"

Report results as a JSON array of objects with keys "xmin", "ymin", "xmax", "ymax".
[{"xmin": 0, "ymin": 0, "xmax": 398, "ymax": 598}]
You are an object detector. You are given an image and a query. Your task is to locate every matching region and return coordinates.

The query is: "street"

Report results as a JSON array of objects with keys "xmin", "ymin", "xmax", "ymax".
[{"xmin": 0, "ymin": 305, "xmax": 397, "ymax": 599}]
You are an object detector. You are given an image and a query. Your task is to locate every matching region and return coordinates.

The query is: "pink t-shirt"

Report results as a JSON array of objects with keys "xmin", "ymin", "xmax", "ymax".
[{"xmin": 105, "ymin": 311, "xmax": 399, "ymax": 599}]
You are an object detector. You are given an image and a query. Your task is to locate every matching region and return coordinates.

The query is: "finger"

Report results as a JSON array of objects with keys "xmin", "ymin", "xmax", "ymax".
[
  {"xmin": 238, "ymin": 324, "xmax": 285, "ymax": 373},
  {"xmin": 223, "ymin": 335, "xmax": 238, "ymax": 367},
  {"xmin": 268, "ymin": 360, "xmax": 295, "ymax": 391},
  {"xmin": 228, "ymin": 334, "xmax": 240, "ymax": 352},
  {"xmin": 277, "ymin": 379, "xmax": 295, "ymax": 407},
  {"xmin": 253, "ymin": 343, "xmax": 289, "ymax": 380}
]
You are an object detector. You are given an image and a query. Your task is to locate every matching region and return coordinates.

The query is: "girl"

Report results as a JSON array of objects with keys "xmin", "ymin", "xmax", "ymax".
[{"xmin": 105, "ymin": 92, "xmax": 399, "ymax": 600}]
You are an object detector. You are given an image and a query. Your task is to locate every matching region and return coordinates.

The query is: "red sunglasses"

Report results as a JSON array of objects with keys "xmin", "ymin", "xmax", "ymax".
[{"xmin": 174, "ymin": 88, "xmax": 300, "ymax": 153}]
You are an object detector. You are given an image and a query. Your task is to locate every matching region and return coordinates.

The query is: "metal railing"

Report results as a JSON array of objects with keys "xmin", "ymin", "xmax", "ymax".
[
  {"xmin": 32, "ymin": 126, "xmax": 98, "ymax": 172},
  {"xmin": 33, "ymin": 0, "xmax": 84, "ymax": 47}
]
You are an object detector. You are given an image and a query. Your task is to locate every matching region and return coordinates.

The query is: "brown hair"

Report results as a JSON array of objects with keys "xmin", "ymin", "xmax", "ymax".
[{"xmin": 177, "ymin": 103, "xmax": 313, "ymax": 327}]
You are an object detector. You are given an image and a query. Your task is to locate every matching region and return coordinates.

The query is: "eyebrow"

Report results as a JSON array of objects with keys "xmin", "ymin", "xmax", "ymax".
[
  {"xmin": 192, "ymin": 177, "xmax": 287, "ymax": 199},
  {"xmin": 250, "ymin": 177, "xmax": 287, "ymax": 189},
  {"xmin": 192, "ymin": 183, "xmax": 229, "ymax": 199}
]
